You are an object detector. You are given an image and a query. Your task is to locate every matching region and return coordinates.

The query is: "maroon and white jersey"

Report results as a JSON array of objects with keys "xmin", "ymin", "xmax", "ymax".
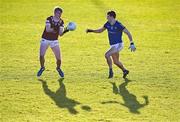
[{"xmin": 42, "ymin": 16, "xmax": 64, "ymax": 40}]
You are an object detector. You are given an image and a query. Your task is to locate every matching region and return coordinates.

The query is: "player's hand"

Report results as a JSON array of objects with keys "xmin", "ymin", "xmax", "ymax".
[
  {"xmin": 129, "ymin": 42, "xmax": 136, "ymax": 52},
  {"xmin": 63, "ymin": 27, "xmax": 69, "ymax": 34},
  {"xmin": 86, "ymin": 29, "xmax": 90, "ymax": 33}
]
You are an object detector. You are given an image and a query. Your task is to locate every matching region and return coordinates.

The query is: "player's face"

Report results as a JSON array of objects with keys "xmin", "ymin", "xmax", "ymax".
[
  {"xmin": 107, "ymin": 15, "xmax": 113, "ymax": 22},
  {"xmin": 54, "ymin": 10, "xmax": 62, "ymax": 19}
]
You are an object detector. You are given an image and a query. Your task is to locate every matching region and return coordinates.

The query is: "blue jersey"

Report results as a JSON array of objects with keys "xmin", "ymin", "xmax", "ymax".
[{"xmin": 104, "ymin": 21, "xmax": 125, "ymax": 45}]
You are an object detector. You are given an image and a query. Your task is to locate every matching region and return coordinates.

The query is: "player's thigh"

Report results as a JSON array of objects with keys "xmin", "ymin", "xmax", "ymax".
[
  {"xmin": 105, "ymin": 46, "xmax": 118, "ymax": 58},
  {"xmin": 111, "ymin": 43, "xmax": 123, "ymax": 61},
  {"xmin": 112, "ymin": 53, "xmax": 119, "ymax": 63},
  {"xmin": 40, "ymin": 40, "xmax": 49, "ymax": 56},
  {"xmin": 51, "ymin": 45, "xmax": 61, "ymax": 60}
]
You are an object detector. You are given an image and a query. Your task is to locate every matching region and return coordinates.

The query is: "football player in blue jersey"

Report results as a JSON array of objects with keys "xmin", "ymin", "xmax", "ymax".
[{"xmin": 86, "ymin": 11, "xmax": 136, "ymax": 78}]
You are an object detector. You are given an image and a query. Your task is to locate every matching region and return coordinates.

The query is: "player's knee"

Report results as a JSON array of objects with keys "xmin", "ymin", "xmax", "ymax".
[{"xmin": 113, "ymin": 60, "xmax": 119, "ymax": 65}]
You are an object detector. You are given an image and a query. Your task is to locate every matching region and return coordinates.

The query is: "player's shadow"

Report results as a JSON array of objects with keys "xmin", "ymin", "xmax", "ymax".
[
  {"xmin": 38, "ymin": 78, "xmax": 91, "ymax": 114},
  {"xmin": 102, "ymin": 78, "xmax": 149, "ymax": 114}
]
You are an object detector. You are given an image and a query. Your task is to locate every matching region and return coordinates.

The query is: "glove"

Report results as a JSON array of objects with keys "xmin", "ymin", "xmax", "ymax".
[
  {"xmin": 129, "ymin": 42, "xmax": 136, "ymax": 52},
  {"xmin": 86, "ymin": 29, "xmax": 94, "ymax": 33},
  {"xmin": 63, "ymin": 27, "xmax": 69, "ymax": 34}
]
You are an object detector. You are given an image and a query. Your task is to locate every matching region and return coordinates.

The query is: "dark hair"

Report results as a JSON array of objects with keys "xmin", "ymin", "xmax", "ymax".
[
  {"xmin": 54, "ymin": 7, "xmax": 63, "ymax": 13},
  {"xmin": 107, "ymin": 11, "xmax": 116, "ymax": 18}
]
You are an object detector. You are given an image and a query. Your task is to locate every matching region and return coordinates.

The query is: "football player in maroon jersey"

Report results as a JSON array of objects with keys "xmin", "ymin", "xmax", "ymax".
[{"xmin": 37, "ymin": 6, "xmax": 69, "ymax": 78}]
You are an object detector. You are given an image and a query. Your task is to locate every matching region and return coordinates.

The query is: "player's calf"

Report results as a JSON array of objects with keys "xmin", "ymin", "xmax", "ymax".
[{"xmin": 56, "ymin": 59, "xmax": 61, "ymax": 68}]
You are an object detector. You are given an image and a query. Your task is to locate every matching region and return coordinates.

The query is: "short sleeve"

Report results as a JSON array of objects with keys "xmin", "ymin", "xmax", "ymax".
[
  {"xmin": 118, "ymin": 22, "xmax": 125, "ymax": 31},
  {"xmin": 60, "ymin": 19, "xmax": 64, "ymax": 27},
  {"xmin": 45, "ymin": 16, "xmax": 52, "ymax": 25},
  {"xmin": 103, "ymin": 22, "xmax": 108, "ymax": 28}
]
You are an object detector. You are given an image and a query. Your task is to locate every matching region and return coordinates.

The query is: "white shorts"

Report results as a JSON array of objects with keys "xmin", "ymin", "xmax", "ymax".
[
  {"xmin": 110, "ymin": 43, "xmax": 124, "ymax": 53},
  {"xmin": 40, "ymin": 38, "xmax": 59, "ymax": 48}
]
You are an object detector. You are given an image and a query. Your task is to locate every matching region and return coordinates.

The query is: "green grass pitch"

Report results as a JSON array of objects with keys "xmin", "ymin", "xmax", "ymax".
[{"xmin": 0, "ymin": 0, "xmax": 180, "ymax": 121}]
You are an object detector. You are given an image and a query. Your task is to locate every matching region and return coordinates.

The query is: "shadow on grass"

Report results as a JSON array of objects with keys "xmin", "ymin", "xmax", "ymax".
[
  {"xmin": 38, "ymin": 78, "xmax": 91, "ymax": 115},
  {"xmin": 102, "ymin": 78, "xmax": 149, "ymax": 114}
]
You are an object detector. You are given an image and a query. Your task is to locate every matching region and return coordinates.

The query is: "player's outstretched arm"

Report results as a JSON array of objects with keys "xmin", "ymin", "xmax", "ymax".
[{"xmin": 86, "ymin": 27, "xmax": 106, "ymax": 33}]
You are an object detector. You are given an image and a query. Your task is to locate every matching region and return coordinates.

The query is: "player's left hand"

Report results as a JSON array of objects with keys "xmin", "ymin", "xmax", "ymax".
[
  {"xmin": 63, "ymin": 27, "xmax": 69, "ymax": 34},
  {"xmin": 129, "ymin": 42, "xmax": 136, "ymax": 52}
]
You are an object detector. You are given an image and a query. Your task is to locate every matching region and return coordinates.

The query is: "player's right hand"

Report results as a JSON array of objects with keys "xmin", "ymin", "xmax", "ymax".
[{"xmin": 86, "ymin": 29, "xmax": 90, "ymax": 33}]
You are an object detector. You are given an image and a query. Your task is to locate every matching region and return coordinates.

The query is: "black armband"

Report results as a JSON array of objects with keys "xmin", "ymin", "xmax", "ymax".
[
  {"xmin": 130, "ymin": 42, "xmax": 134, "ymax": 45},
  {"xmin": 87, "ymin": 29, "xmax": 94, "ymax": 32}
]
